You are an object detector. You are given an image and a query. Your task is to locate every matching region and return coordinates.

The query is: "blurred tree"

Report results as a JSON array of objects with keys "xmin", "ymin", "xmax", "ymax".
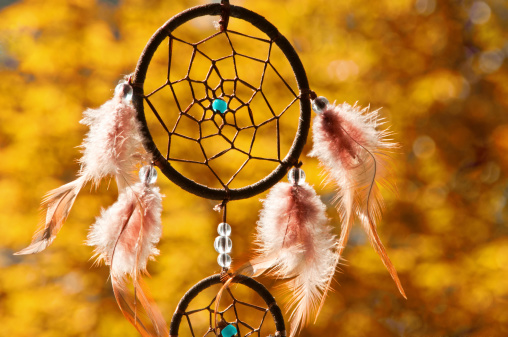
[{"xmin": 1, "ymin": 0, "xmax": 507, "ymax": 336}]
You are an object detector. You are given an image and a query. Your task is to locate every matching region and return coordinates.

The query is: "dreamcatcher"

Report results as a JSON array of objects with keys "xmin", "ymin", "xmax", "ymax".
[{"xmin": 15, "ymin": 1, "xmax": 406, "ymax": 336}]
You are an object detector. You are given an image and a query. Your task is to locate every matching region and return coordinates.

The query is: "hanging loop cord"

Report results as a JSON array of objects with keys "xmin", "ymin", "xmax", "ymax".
[{"xmin": 219, "ymin": 0, "xmax": 230, "ymax": 32}]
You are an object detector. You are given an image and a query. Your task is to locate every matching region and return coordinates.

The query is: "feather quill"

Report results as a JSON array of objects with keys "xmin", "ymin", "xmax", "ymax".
[
  {"xmin": 15, "ymin": 80, "xmax": 143, "ymax": 255},
  {"xmin": 308, "ymin": 99, "xmax": 406, "ymax": 312},
  {"xmin": 87, "ymin": 176, "xmax": 168, "ymax": 337},
  {"xmin": 248, "ymin": 180, "xmax": 337, "ymax": 337}
]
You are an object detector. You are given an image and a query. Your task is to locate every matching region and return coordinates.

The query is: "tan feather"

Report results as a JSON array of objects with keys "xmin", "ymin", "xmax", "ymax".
[
  {"xmin": 112, "ymin": 276, "xmax": 168, "ymax": 337},
  {"xmin": 15, "ymin": 177, "xmax": 86, "ymax": 255}
]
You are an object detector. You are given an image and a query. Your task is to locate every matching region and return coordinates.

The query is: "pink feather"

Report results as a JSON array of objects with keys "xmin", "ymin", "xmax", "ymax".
[
  {"xmin": 15, "ymin": 79, "xmax": 144, "ymax": 255},
  {"xmin": 79, "ymin": 81, "xmax": 144, "ymax": 190},
  {"xmin": 249, "ymin": 181, "xmax": 337, "ymax": 337},
  {"xmin": 87, "ymin": 178, "xmax": 167, "ymax": 337},
  {"xmin": 308, "ymin": 99, "xmax": 406, "ymax": 311}
]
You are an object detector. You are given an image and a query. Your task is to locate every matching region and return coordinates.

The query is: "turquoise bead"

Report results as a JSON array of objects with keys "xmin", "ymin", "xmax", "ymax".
[
  {"xmin": 221, "ymin": 324, "xmax": 237, "ymax": 337},
  {"xmin": 212, "ymin": 98, "xmax": 228, "ymax": 114}
]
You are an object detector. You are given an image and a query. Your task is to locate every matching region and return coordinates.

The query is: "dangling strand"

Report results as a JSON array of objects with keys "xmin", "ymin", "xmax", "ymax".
[
  {"xmin": 215, "ymin": 222, "xmax": 233, "ymax": 271},
  {"xmin": 213, "ymin": 201, "xmax": 238, "ymax": 337}
]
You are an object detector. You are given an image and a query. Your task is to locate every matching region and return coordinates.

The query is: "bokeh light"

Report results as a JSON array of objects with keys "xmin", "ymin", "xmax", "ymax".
[{"xmin": 1, "ymin": 0, "xmax": 507, "ymax": 336}]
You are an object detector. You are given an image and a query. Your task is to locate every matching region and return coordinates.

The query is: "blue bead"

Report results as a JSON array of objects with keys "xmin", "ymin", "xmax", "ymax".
[
  {"xmin": 212, "ymin": 98, "xmax": 228, "ymax": 114},
  {"xmin": 221, "ymin": 324, "xmax": 237, "ymax": 337}
]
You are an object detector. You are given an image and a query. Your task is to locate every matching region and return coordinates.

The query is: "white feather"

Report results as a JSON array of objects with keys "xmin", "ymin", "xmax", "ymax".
[
  {"xmin": 79, "ymin": 82, "xmax": 144, "ymax": 189},
  {"xmin": 87, "ymin": 178, "xmax": 167, "ymax": 337},
  {"xmin": 16, "ymin": 80, "xmax": 144, "ymax": 255},
  {"xmin": 251, "ymin": 181, "xmax": 337, "ymax": 336},
  {"xmin": 87, "ymin": 181, "xmax": 162, "ymax": 277},
  {"xmin": 309, "ymin": 100, "xmax": 406, "ymax": 308}
]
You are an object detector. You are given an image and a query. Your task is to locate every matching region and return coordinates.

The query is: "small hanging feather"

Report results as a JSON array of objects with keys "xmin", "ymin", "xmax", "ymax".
[
  {"xmin": 87, "ymin": 166, "xmax": 168, "ymax": 337},
  {"xmin": 79, "ymin": 80, "xmax": 144, "ymax": 190},
  {"xmin": 248, "ymin": 171, "xmax": 337, "ymax": 337},
  {"xmin": 308, "ymin": 97, "xmax": 406, "ymax": 309},
  {"xmin": 15, "ymin": 79, "xmax": 144, "ymax": 255}
]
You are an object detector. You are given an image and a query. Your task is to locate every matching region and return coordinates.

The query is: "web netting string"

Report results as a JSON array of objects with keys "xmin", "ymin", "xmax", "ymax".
[
  {"xmin": 179, "ymin": 288, "xmax": 270, "ymax": 337},
  {"xmin": 128, "ymin": 4, "xmax": 313, "ymax": 335},
  {"xmin": 143, "ymin": 29, "xmax": 300, "ymax": 191},
  {"xmin": 131, "ymin": 3, "xmax": 311, "ymax": 201},
  {"xmin": 169, "ymin": 274, "xmax": 286, "ymax": 337}
]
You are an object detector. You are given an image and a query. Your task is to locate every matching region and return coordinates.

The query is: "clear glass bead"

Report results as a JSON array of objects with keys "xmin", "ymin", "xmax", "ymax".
[
  {"xmin": 217, "ymin": 253, "xmax": 232, "ymax": 268},
  {"xmin": 217, "ymin": 222, "xmax": 231, "ymax": 236},
  {"xmin": 288, "ymin": 167, "xmax": 306, "ymax": 185},
  {"xmin": 139, "ymin": 165, "xmax": 157, "ymax": 184},
  {"xmin": 312, "ymin": 96, "xmax": 329, "ymax": 113},
  {"xmin": 115, "ymin": 81, "xmax": 133, "ymax": 102},
  {"xmin": 214, "ymin": 236, "xmax": 232, "ymax": 254}
]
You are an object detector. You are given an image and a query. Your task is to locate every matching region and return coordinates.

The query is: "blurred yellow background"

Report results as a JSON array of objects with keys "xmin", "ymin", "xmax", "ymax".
[{"xmin": 1, "ymin": 0, "xmax": 508, "ymax": 336}]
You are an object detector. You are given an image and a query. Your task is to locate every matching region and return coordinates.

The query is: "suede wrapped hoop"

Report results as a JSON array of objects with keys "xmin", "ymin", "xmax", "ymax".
[{"xmin": 131, "ymin": 3, "xmax": 311, "ymax": 201}]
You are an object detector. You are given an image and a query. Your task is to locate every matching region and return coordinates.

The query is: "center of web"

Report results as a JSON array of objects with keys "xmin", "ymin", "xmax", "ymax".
[{"xmin": 142, "ymin": 28, "xmax": 300, "ymax": 189}]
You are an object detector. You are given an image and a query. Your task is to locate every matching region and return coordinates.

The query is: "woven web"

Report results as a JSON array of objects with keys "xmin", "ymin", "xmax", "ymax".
[
  {"xmin": 180, "ymin": 286, "xmax": 275, "ymax": 337},
  {"xmin": 142, "ymin": 26, "xmax": 300, "ymax": 190}
]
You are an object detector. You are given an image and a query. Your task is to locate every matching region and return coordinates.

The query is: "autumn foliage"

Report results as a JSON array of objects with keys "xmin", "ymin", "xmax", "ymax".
[{"xmin": 1, "ymin": 0, "xmax": 507, "ymax": 336}]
